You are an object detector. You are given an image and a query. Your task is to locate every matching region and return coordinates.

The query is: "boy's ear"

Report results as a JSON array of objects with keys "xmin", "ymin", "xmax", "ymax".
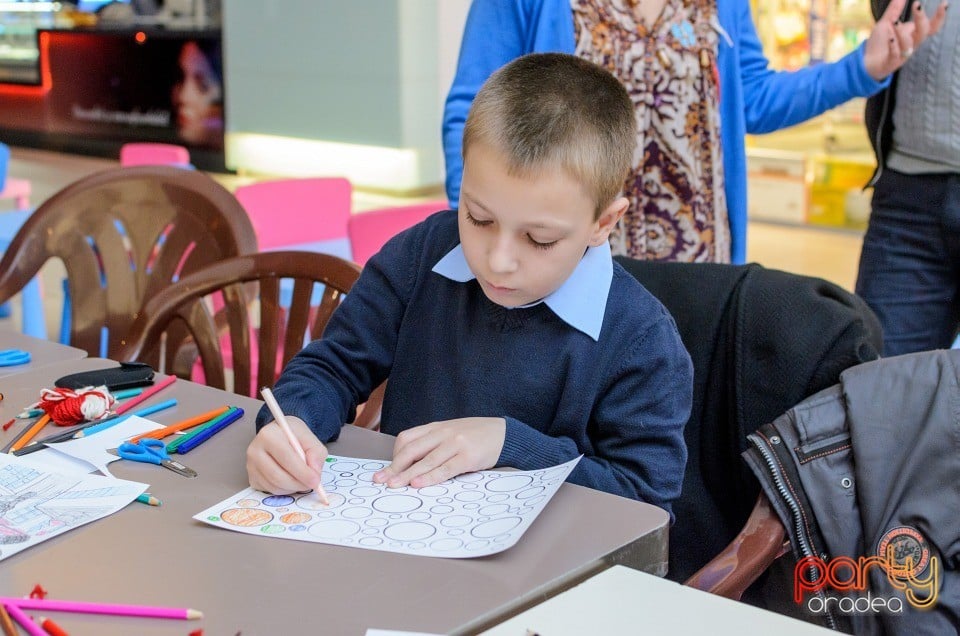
[{"xmin": 591, "ymin": 196, "xmax": 629, "ymax": 246}]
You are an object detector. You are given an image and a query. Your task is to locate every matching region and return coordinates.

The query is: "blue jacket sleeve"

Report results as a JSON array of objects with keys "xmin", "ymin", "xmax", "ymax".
[
  {"xmin": 497, "ymin": 317, "xmax": 692, "ymax": 516},
  {"xmin": 443, "ymin": 0, "xmax": 535, "ymax": 207},
  {"xmin": 737, "ymin": 1, "xmax": 889, "ymax": 133}
]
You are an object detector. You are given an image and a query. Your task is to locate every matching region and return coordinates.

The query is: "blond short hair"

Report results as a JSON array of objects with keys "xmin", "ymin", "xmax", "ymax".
[{"xmin": 462, "ymin": 53, "xmax": 636, "ymax": 218}]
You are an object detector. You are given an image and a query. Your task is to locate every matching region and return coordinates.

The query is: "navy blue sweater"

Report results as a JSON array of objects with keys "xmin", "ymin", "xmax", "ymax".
[{"xmin": 257, "ymin": 211, "xmax": 692, "ymax": 513}]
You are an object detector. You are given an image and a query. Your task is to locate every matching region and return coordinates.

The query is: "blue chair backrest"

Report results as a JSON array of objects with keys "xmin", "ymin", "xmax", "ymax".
[{"xmin": 0, "ymin": 142, "xmax": 9, "ymax": 192}]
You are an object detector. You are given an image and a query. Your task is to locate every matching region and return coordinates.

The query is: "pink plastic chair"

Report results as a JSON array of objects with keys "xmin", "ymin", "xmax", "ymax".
[
  {"xmin": 195, "ymin": 177, "xmax": 354, "ymax": 392},
  {"xmin": 347, "ymin": 201, "xmax": 446, "ymax": 266},
  {"xmin": 119, "ymin": 142, "xmax": 191, "ymax": 167},
  {"xmin": 235, "ymin": 177, "xmax": 353, "ymax": 258},
  {"xmin": 0, "ymin": 177, "xmax": 30, "ymax": 210},
  {"xmin": 0, "ymin": 142, "xmax": 30, "ymax": 210}
]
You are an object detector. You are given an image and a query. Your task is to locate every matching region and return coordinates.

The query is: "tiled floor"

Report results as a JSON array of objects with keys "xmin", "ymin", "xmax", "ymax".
[{"xmin": 0, "ymin": 145, "xmax": 865, "ymax": 337}]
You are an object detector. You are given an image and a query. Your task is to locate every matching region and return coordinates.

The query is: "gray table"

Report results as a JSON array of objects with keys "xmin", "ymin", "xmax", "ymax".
[
  {"xmin": 0, "ymin": 331, "xmax": 86, "ymax": 379},
  {"xmin": 0, "ymin": 360, "xmax": 669, "ymax": 635}
]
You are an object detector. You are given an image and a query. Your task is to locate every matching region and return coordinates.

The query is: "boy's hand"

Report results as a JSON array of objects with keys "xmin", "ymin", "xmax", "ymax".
[
  {"xmin": 863, "ymin": 0, "xmax": 947, "ymax": 81},
  {"xmin": 373, "ymin": 417, "xmax": 506, "ymax": 488},
  {"xmin": 246, "ymin": 415, "xmax": 328, "ymax": 494}
]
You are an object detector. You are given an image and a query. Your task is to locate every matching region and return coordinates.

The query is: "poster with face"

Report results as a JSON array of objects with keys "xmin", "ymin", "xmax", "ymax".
[{"xmin": 41, "ymin": 30, "xmax": 224, "ymax": 150}]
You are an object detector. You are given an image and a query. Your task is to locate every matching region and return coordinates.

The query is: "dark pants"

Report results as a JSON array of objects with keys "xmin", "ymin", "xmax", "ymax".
[{"xmin": 856, "ymin": 169, "xmax": 960, "ymax": 356}]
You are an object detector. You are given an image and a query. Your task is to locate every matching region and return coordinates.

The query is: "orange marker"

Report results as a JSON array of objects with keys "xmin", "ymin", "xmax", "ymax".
[
  {"xmin": 40, "ymin": 616, "xmax": 69, "ymax": 636},
  {"xmin": 130, "ymin": 405, "xmax": 231, "ymax": 442}
]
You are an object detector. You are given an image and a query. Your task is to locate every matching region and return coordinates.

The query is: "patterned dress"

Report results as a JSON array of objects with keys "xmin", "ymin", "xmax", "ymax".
[{"xmin": 572, "ymin": 0, "xmax": 729, "ymax": 262}]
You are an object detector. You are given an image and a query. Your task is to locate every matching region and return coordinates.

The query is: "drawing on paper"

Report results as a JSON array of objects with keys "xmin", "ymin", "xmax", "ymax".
[
  {"xmin": 195, "ymin": 455, "xmax": 580, "ymax": 558},
  {"xmin": 0, "ymin": 454, "xmax": 147, "ymax": 561}
]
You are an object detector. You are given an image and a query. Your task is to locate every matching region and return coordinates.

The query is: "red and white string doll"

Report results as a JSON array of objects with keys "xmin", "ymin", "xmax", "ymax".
[{"xmin": 37, "ymin": 386, "xmax": 117, "ymax": 427}]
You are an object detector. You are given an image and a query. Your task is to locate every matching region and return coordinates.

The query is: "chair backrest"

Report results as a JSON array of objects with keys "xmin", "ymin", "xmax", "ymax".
[
  {"xmin": 120, "ymin": 142, "xmax": 191, "ymax": 167},
  {"xmin": 347, "ymin": 201, "xmax": 445, "ymax": 266},
  {"xmin": 0, "ymin": 165, "xmax": 258, "ymax": 358},
  {"xmin": 235, "ymin": 177, "xmax": 353, "ymax": 258},
  {"xmin": 114, "ymin": 251, "xmax": 383, "ymax": 421},
  {"xmin": 613, "ymin": 257, "xmax": 882, "ymax": 586}
]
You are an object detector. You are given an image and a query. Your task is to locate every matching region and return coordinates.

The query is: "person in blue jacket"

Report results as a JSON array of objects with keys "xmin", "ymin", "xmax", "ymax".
[{"xmin": 443, "ymin": 0, "xmax": 945, "ymax": 264}]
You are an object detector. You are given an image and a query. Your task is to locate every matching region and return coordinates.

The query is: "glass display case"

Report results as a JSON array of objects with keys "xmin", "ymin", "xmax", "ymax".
[
  {"xmin": 747, "ymin": 0, "xmax": 877, "ymax": 229},
  {"xmin": 0, "ymin": 1, "xmax": 58, "ymax": 84}
]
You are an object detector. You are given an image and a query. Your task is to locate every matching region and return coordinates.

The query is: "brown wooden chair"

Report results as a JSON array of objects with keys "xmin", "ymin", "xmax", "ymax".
[
  {"xmin": 114, "ymin": 250, "xmax": 383, "ymax": 430},
  {"xmin": 0, "ymin": 165, "xmax": 258, "ymax": 358},
  {"xmin": 683, "ymin": 494, "xmax": 789, "ymax": 600}
]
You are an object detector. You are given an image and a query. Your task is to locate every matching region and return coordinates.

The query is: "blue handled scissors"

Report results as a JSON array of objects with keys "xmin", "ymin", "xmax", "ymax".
[
  {"xmin": 0, "ymin": 349, "xmax": 30, "ymax": 367},
  {"xmin": 115, "ymin": 438, "xmax": 198, "ymax": 478}
]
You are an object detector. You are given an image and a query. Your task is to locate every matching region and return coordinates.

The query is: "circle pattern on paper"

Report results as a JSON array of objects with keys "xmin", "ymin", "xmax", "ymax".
[
  {"xmin": 308, "ymin": 519, "xmax": 360, "ymax": 539},
  {"xmin": 221, "ymin": 508, "xmax": 273, "ymax": 527},
  {"xmin": 486, "ymin": 475, "xmax": 534, "ymax": 492},
  {"xmin": 205, "ymin": 455, "xmax": 577, "ymax": 558},
  {"xmin": 372, "ymin": 495, "xmax": 422, "ymax": 513}
]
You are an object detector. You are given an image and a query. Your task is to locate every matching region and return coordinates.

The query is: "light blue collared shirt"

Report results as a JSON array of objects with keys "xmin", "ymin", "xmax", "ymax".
[{"xmin": 431, "ymin": 242, "xmax": 613, "ymax": 341}]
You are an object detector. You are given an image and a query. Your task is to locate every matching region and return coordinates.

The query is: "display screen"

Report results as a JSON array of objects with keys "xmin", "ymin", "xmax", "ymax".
[{"xmin": 42, "ymin": 30, "xmax": 224, "ymax": 150}]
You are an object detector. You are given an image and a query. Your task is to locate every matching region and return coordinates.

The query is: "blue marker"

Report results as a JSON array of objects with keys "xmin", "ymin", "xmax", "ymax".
[
  {"xmin": 175, "ymin": 407, "xmax": 245, "ymax": 454},
  {"xmin": 75, "ymin": 398, "xmax": 179, "ymax": 438}
]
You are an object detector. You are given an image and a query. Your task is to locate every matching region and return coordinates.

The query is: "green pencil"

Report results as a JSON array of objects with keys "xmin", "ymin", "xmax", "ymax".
[{"xmin": 136, "ymin": 493, "xmax": 162, "ymax": 507}]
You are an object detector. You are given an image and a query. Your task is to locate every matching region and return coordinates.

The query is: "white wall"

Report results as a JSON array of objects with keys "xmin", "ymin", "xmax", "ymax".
[{"xmin": 222, "ymin": 0, "xmax": 469, "ymax": 192}]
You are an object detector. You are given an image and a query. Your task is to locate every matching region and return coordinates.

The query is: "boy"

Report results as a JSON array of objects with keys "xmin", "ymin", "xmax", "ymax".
[{"xmin": 247, "ymin": 53, "xmax": 692, "ymax": 514}]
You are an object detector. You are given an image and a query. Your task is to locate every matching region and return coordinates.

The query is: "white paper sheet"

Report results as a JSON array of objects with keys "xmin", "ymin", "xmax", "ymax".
[
  {"xmin": 195, "ymin": 455, "xmax": 580, "ymax": 558},
  {"xmin": 0, "ymin": 453, "xmax": 147, "ymax": 562},
  {"xmin": 42, "ymin": 416, "xmax": 164, "ymax": 476}
]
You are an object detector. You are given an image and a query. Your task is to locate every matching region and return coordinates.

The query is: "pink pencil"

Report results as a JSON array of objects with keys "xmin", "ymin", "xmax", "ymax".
[
  {"xmin": 3, "ymin": 604, "xmax": 45, "ymax": 636},
  {"xmin": 0, "ymin": 598, "xmax": 202, "ymax": 620},
  {"xmin": 114, "ymin": 375, "xmax": 177, "ymax": 415}
]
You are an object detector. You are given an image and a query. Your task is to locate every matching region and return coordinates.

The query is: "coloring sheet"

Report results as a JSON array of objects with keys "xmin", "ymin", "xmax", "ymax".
[
  {"xmin": 0, "ymin": 453, "xmax": 147, "ymax": 562},
  {"xmin": 195, "ymin": 455, "xmax": 580, "ymax": 558}
]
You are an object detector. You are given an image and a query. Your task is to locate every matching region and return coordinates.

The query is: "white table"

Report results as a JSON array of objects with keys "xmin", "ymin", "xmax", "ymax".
[{"xmin": 481, "ymin": 565, "xmax": 833, "ymax": 635}]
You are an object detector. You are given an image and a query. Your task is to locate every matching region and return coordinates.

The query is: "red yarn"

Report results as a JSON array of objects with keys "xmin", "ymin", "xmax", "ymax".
[{"xmin": 37, "ymin": 386, "xmax": 115, "ymax": 427}]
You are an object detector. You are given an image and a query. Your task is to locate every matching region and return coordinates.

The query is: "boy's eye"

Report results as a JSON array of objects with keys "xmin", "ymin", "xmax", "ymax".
[
  {"xmin": 465, "ymin": 210, "xmax": 492, "ymax": 227},
  {"xmin": 527, "ymin": 235, "xmax": 558, "ymax": 250}
]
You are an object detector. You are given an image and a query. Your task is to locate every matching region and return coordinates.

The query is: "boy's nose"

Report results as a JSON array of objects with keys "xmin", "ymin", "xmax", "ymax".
[{"xmin": 488, "ymin": 236, "xmax": 519, "ymax": 274}]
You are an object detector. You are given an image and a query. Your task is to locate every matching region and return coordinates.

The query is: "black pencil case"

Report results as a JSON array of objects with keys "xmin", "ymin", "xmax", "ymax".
[{"xmin": 55, "ymin": 362, "xmax": 156, "ymax": 391}]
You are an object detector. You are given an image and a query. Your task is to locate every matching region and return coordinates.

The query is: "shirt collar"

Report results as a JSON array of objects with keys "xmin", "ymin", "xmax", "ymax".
[{"xmin": 431, "ymin": 242, "xmax": 612, "ymax": 341}]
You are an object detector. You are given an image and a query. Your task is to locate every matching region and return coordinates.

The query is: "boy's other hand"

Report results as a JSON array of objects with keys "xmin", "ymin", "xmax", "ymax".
[
  {"xmin": 246, "ymin": 415, "xmax": 328, "ymax": 494},
  {"xmin": 373, "ymin": 417, "xmax": 507, "ymax": 489}
]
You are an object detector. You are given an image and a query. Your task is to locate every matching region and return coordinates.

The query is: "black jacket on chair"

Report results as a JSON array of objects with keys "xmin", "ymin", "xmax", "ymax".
[
  {"xmin": 745, "ymin": 349, "xmax": 960, "ymax": 634},
  {"xmin": 614, "ymin": 257, "xmax": 882, "ymax": 582}
]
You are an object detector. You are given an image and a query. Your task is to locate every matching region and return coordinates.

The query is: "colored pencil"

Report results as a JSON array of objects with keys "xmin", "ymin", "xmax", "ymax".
[
  {"xmin": 174, "ymin": 407, "xmax": 244, "ymax": 454},
  {"xmin": 3, "ymin": 604, "xmax": 44, "ymax": 636},
  {"xmin": 0, "ymin": 604, "xmax": 17, "ymax": 636},
  {"xmin": 165, "ymin": 407, "xmax": 237, "ymax": 453},
  {"xmin": 260, "ymin": 387, "xmax": 329, "ymax": 505},
  {"xmin": 113, "ymin": 375, "xmax": 177, "ymax": 415},
  {"xmin": 0, "ymin": 598, "xmax": 202, "ymax": 620},
  {"xmin": 112, "ymin": 387, "xmax": 144, "ymax": 400},
  {"xmin": 74, "ymin": 399, "xmax": 179, "ymax": 439},
  {"xmin": 130, "ymin": 405, "xmax": 230, "ymax": 443},
  {"xmin": 1, "ymin": 418, "xmax": 15, "ymax": 432},
  {"xmin": 135, "ymin": 493, "xmax": 162, "ymax": 507},
  {"xmin": 39, "ymin": 616, "xmax": 69, "ymax": 636},
  {"xmin": 12, "ymin": 399, "xmax": 180, "ymax": 456},
  {"xmin": 1, "ymin": 419, "xmax": 36, "ymax": 454},
  {"xmin": 10, "ymin": 414, "xmax": 51, "ymax": 452}
]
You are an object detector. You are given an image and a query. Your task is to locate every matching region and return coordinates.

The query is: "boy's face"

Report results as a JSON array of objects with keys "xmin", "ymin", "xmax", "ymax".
[{"xmin": 458, "ymin": 141, "xmax": 626, "ymax": 308}]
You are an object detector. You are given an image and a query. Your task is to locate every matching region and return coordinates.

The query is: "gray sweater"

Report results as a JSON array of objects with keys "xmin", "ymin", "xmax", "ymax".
[{"xmin": 888, "ymin": 2, "xmax": 960, "ymax": 174}]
